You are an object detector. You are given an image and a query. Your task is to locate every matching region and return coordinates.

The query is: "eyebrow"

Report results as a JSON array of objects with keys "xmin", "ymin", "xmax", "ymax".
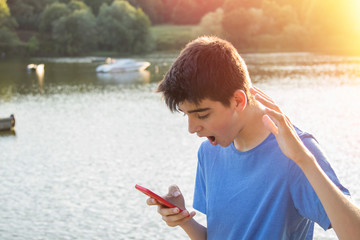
[{"xmin": 179, "ymin": 107, "xmax": 211, "ymax": 114}]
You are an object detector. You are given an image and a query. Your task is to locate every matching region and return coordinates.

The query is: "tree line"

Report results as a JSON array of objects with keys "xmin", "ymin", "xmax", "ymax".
[
  {"xmin": 1, "ymin": 0, "xmax": 359, "ymax": 56},
  {"xmin": 1, "ymin": 0, "xmax": 154, "ymax": 56}
]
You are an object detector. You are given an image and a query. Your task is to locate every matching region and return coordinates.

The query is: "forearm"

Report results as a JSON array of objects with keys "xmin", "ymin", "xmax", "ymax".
[
  {"xmin": 180, "ymin": 218, "xmax": 207, "ymax": 240},
  {"xmin": 299, "ymin": 155, "xmax": 360, "ymax": 240}
]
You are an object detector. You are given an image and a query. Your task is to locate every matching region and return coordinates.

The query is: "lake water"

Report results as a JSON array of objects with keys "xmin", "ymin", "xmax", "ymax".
[{"xmin": 0, "ymin": 52, "xmax": 359, "ymax": 239}]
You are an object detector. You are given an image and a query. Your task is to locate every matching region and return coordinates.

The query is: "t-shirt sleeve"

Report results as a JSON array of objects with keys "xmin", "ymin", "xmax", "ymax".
[
  {"xmin": 289, "ymin": 134, "xmax": 350, "ymax": 230},
  {"xmin": 193, "ymin": 146, "xmax": 207, "ymax": 214}
]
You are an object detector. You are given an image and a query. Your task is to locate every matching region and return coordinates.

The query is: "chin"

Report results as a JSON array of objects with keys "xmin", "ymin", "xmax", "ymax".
[{"xmin": 219, "ymin": 141, "xmax": 232, "ymax": 148}]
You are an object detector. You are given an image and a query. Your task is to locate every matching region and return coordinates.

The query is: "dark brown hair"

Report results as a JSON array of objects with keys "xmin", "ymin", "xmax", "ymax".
[{"xmin": 157, "ymin": 36, "xmax": 251, "ymax": 112}]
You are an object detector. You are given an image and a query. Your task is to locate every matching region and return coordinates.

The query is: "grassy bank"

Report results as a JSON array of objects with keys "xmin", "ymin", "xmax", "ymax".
[
  {"xmin": 8, "ymin": 25, "xmax": 360, "ymax": 57},
  {"xmin": 150, "ymin": 24, "xmax": 198, "ymax": 51}
]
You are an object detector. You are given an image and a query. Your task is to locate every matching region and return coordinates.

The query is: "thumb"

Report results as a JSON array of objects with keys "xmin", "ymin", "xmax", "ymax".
[{"xmin": 167, "ymin": 185, "xmax": 182, "ymax": 198}]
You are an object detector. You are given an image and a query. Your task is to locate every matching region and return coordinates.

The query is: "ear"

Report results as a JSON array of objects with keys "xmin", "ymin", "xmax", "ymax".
[{"xmin": 233, "ymin": 89, "xmax": 247, "ymax": 111}]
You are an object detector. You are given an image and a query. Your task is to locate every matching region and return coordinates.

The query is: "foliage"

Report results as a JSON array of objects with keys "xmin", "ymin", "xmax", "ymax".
[
  {"xmin": 68, "ymin": 0, "xmax": 90, "ymax": 12},
  {"xmin": 133, "ymin": 0, "xmax": 165, "ymax": 24},
  {"xmin": 0, "ymin": 0, "xmax": 17, "ymax": 29},
  {"xmin": 0, "ymin": 0, "xmax": 21, "ymax": 55},
  {"xmin": 171, "ymin": 0, "xmax": 200, "ymax": 24},
  {"xmin": 2, "ymin": 0, "xmax": 360, "ymax": 55},
  {"xmin": 96, "ymin": 0, "xmax": 154, "ymax": 54},
  {"xmin": 170, "ymin": 0, "xmax": 225, "ymax": 25},
  {"xmin": 52, "ymin": 9, "xmax": 97, "ymax": 55},
  {"xmin": 39, "ymin": 2, "xmax": 71, "ymax": 33},
  {"xmin": 219, "ymin": 0, "xmax": 321, "ymax": 51},
  {"xmin": 7, "ymin": 0, "xmax": 50, "ymax": 30},
  {"xmin": 222, "ymin": 7, "xmax": 266, "ymax": 48},
  {"xmin": 27, "ymin": 35, "xmax": 40, "ymax": 54},
  {"xmin": 82, "ymin": 0, "xmax": 113, "ymax": 15},
  {"xmin": 195, "ymin": 8, "xmax": 224, "ymax": 37},
  {"xmin": 0, "ymin": 27, "xmax": 21, "ymax": 53},
  {"xmin": 131, "ymin": 0, "xmax": 224, "ymax": 25}
]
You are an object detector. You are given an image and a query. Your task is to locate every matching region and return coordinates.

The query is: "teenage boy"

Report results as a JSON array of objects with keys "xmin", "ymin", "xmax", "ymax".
[{"xmin": 147, "ymin": 36, "xmax": 351, "ymax": 239}]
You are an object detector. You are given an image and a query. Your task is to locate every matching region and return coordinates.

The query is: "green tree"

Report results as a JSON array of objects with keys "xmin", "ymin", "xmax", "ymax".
[
  {"xmin": 0, "ymin": 0, "xmax": 20, "ymax": 55},
  {"xmin": 7, "ymin": 0, "xmax": 50, "ymax": 30},
  {"xmin": 130, "ymin": 7, "xmax": 154, "ymax": 52},
  {"xmin": 52, "ymin": 9, "xmax": 97, "ymax": 55},
  {"xmin": 68, "ymin": 0, "xmax": 90, "ymax": 12},
  {"xmin": 96, "ymin": 0, "xmax": 153, "ymax": 53},
  {"xmin": 134, "ymin": 0, "xmax": 165, "ymax": 24},
  {"xmin": 27, "ymin": 35, "xmax": 40, "ymax": 54},
  {"xmin": 82, "ymin": 0, "xmax": 113, "ymax": 15},
  {"xmin": 0, "ymin": 0, "xmax": 17, "ymax": 29},
  {"xmin": 39, "ymin": 2, "xmax": 71, "ymax": 33},
  {"xmin": 0, "ymin": 27, "xmax": 21, "ymax": 53}
]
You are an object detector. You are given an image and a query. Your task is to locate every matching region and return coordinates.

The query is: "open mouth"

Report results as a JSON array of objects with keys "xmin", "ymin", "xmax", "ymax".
[{"xmin": 207, "ymin": 136, "xmax": 217, "ymax": 145}]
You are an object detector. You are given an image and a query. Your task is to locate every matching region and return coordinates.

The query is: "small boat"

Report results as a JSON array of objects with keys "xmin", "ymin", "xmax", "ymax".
[
  {"xmin": 0, "ymin": 114, "xmax": 15, "ymax": 131},
  {"xmin": 96, "ymin": 59, "xmax": 150, "ymax": 73},
  {"xmin": 96, "ymin": 70, "xmax": 150, "ymax": 84},
  {"xmin": 27, "ymin": 64, "xmax": 44, "ymax": 72}
]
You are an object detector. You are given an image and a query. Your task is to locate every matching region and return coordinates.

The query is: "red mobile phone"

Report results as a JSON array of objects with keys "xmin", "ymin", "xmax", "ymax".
[{"xmin": 135, "ymin": 184, "xmax": 183, "ymax": 212}]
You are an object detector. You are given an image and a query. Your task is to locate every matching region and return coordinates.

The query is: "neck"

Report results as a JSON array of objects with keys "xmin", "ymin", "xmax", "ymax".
[{"xmin": 233, "ymin": 102, "xmax": 270, "ymax": 152}]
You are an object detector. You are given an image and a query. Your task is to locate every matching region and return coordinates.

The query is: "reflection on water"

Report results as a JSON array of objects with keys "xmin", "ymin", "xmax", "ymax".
[
  {"xmin": 0, "ymin": 130, "xmax": 16, "ymax": 137},
  {"xmin": 244, "ymin": 52, "xmax": 360, "ymax": 86},
  {"xmin": 96, "ymin": 70, "xmax": 150, "ymax": 84},
  {"xmin": 0, "ymin": 53, "xmax": 359, "ymax": 240}
]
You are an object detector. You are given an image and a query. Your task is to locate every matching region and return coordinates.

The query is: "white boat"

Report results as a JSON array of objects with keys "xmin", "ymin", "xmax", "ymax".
[
  {"xmin": 96, "ymin": 59, "xmax": 150, "ymax": 73},
  {"xmin": 96, "ymin": 71, "xmax": 150, "ymax": 84}
]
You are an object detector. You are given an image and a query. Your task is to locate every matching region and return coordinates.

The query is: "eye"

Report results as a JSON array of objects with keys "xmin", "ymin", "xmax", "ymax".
[{"xmin": 198, "ymin": 113, "xmax": 210, "ymax": 120}]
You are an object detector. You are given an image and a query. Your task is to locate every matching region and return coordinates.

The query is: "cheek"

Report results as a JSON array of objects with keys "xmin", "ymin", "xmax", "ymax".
[{"xmin": 211, "ymin": 111, "xmax": 238, "ymax": 134}]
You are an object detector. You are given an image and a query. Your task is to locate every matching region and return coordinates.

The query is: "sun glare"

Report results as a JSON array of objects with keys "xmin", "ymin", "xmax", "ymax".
[{"xmin": 353, "ymin": 1, "xmax": 360, "ymax": 30}]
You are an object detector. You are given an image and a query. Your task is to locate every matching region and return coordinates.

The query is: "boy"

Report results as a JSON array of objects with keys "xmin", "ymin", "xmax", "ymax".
[{"xmin": 147, "ymin": 36, "xmax": 350, "ymax": 239}]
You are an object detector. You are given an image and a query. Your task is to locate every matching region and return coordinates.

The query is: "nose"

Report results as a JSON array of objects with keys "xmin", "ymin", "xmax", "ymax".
[{"xmin": 188, "ymin": 116, "xmax": 202, "ymax": 134}]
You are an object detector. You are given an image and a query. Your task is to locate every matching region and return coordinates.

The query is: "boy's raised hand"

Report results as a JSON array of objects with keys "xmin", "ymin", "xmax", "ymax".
[
  {"xmin": 250, "ymin": 87, "xmax": 314, "ymax": 166},
  {"xmin": 147, "ymin": 185, "xmax": 195, "ymax": 227}
]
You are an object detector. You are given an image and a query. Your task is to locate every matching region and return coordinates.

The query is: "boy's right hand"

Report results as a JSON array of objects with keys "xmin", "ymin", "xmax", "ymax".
[{"xmin": 146, "ymin": 185, "xmax": 196, "ymax": 227}]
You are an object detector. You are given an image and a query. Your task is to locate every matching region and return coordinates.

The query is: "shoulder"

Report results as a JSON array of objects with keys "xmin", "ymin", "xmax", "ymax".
[
  {"xmin": 294, "ymin": 126, "xmax": 327, "ymax": 159},
  {"xmin": 294, "ymin": 126, "xmax": 317, "ymax": 142},
  {"xmin": 294, "ymin": 126, "xmax": 323, "ymax": 153}
]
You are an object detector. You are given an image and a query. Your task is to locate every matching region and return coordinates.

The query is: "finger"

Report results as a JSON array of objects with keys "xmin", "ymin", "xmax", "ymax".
[
  {"xmin": 262, "ymin": 114, "xmax": 279, "ymax": 135},
  {"xmin": 162, "ymin": 210, "xmax": 193, "ymax": 224},
  {"xmin": 166, "ymin": 185, "xmax": 181, "ymax": 198},
  {"xmin": 255, "ymin": 93, "xmax": 283, "ymax": 114},
  {"xmin": 264, "ymin": 107, "xmax": 293, "ymax": 135},
  {"xmin": 250, "ymin": 86, "xmax": 275, "ymax": 103},
  {"xmin": 265, "ymin": 107, "xmax": 286, "ymax": 122},
  {"xmin": 158, "ymin": 205, "xmax": 182, "ymax": 218},
  {"xmin": 147, "ymin": 197, "xmax": 158, "ymax": 206}
]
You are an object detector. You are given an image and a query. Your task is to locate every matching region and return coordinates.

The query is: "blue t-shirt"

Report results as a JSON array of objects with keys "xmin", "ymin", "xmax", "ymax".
[{"xmin": 193, "ymin": 128, "xmax": 349, "ymax": 240}]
